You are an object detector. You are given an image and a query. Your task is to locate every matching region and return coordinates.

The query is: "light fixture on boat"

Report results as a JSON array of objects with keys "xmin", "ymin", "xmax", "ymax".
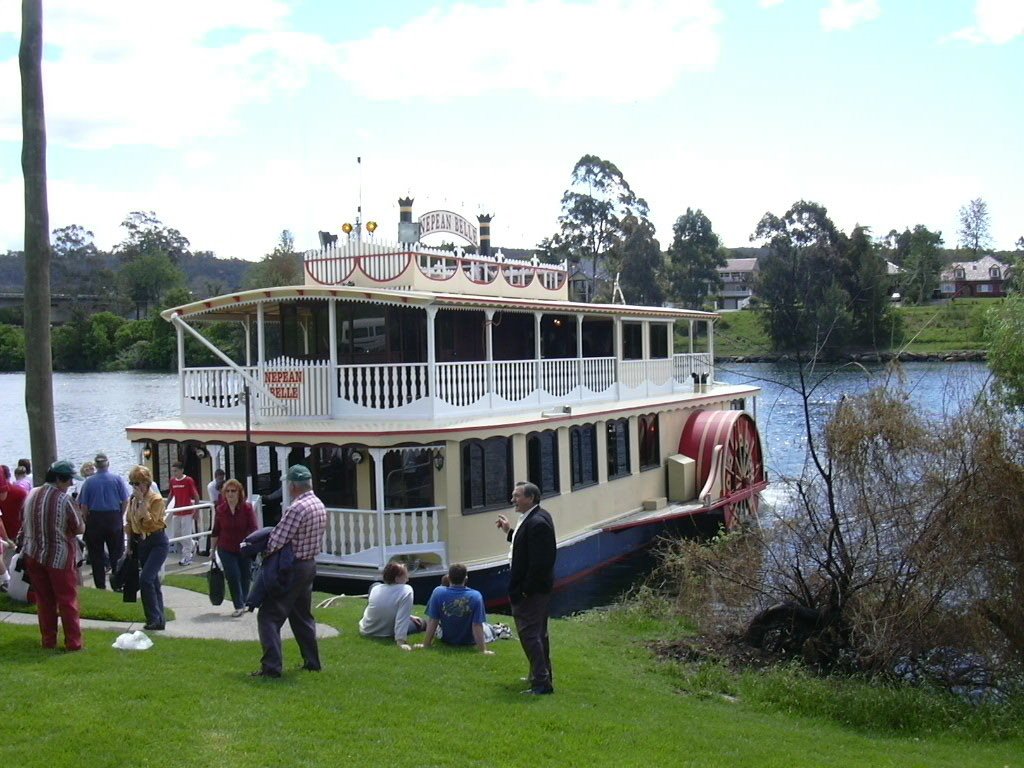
[
  {"xmin": 342, "ymin": 222, "xmax": 354, "ymax": 235},
  {"xmin": 433, "ymin": 450, "xmax": 445, "ymax": 471},
  {"xmin": 350, "ymin": 449, "xmax": 364, "ymax": 465},
  {"xmin": 366, "ymin": 221, "xmax": 378, "ymax": 234},
  {"xmin": 541, "ymin": 405, "xmax": 572, "ymax": 418},
  {"xmin": 143, "ymin": 444, "xmax": 152, "ymax": 460}
]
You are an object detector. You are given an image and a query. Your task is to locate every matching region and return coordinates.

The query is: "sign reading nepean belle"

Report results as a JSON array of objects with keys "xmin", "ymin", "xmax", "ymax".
[{"xmin": 418, "ymin": 210, "xmax": 478, "ymax": 246}]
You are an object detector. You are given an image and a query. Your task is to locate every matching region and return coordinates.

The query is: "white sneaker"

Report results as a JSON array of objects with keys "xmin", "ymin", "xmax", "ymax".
[
  {"xmin": 178, "ymin": 556, "xmax": 193, "ymax": 566},
  {"xmin": 231, "ymin": 608, "xmax": 246, "ymax": 617}
]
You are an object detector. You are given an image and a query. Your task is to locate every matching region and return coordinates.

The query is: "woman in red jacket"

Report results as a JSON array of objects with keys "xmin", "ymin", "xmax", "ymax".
[{"xmin": 210, "ymin": 479, "xmax": 259, "ymax": 617}]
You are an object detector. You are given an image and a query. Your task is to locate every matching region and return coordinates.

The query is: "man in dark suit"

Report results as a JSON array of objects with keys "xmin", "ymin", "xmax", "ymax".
[{"xmin": 496, "ymin": 481, "xmax": 556, "ymax": 695}]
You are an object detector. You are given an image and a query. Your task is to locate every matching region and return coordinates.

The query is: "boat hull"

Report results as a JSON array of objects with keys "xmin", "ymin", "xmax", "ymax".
[{"xmin": 314, "ymin": 507, "xmax": 725, "ymax": 609}]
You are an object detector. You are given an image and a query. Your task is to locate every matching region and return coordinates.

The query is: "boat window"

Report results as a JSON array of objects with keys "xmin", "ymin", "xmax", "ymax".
[
  {"xmin": 314, "ymin": 445, "xmax": 358, "ymax": 508},
  {"xmin": 622, "ymin": 323, "xmax": 643, "ymax": 360},
  {"xmin": 461, "ymin": 436, "xmax": 512, "ymax": 514},
  {"xmin": 606, "ymin": 419, "xmax": 630, "ymax": 480},
  {"xmin": 649, "ymin": 324, "xmax": 669, "ymax": 359},
  {"xmin": 638, "ymin": 413, "xmax": 660, "ymax": 470},
  {"xmin": 540, "ymin": 314, "xmax": 576, "ymax": 359},
  {"xmin": 383, "ymin": 448, "xmax": 434, "ymax": 510},
  {"xmin": 527, "ymin": 430, "xmax": 560, "ymax": 498},
  {"xmin": 280, "ymin": 302, "xmax": 330, "ymax": 360},
  {"xmin": 436, "ymin": 309, "xmax": 486, "ymax": 363},
  {"xmin": 581, "ymin": 318, "xmax": 613, "ymax": 358},
  {"xmin": 570, "ymin": 423, "xmax": 598, "ymax": 489},
  {"xmin": 491, "ymin": 312, "xmax": 535, "ymax": 361}
]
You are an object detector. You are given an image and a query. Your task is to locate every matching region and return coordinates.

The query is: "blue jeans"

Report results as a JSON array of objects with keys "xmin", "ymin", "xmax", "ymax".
[
  {"xmin": 218, "ymin": 548, "xmax": 252, "ymax": 610},
  {"xmin": 137, "ymin": 531, "xmax": 169, "ymax": 627}
]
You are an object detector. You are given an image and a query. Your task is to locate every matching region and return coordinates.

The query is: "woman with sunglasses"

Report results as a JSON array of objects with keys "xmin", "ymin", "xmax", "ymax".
[
  {"xmin": 124, "ymin": 465, "xmax": 169, "ymax": 630},
  {"xmin": 210, "ymin": 478, "xmax": 259, "ymax": 617}
]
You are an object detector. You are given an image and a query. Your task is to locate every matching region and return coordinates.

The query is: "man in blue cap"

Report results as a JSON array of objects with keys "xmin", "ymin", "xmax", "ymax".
[
  {"xmin": 252, "ymin": 464, "xmax": 327, "ymax": 678},
  {"xmin": 77, "ymin": 452, "xmax": 129, "ymax": 590}
]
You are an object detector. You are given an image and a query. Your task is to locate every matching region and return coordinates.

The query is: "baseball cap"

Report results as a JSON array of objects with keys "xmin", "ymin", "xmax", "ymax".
[
  {"xmin": 50, "ymin": 459, "xmax": 83, "ymax": 480},
  {"xmin": 286, "ymin": 464, "xmax": 312, "ymax": 482},
  {"xmin": 94, "ymin": 452, "xmax": 109, "ymax": 465}
]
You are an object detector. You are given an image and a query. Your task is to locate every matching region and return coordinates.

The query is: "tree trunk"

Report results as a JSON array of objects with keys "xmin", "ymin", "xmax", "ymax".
[{"xmin": 21, "ymin": 0, "xmax": 57, "ymax": 481}]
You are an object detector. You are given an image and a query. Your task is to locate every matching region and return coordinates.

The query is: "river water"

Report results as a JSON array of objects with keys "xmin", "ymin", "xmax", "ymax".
[{"xmin": 0, "ymin": 363, "xmax": 993, "ymax": 610}]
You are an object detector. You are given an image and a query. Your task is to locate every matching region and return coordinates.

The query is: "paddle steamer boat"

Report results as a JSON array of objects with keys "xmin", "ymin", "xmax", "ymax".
[{"xmin": 125, "ymin": 201, "xmax": 766, "ymax": 605}]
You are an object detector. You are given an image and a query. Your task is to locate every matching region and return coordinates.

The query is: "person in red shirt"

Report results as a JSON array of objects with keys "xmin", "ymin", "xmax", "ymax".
[
  {"xmin": 166, "ymin": 461, "xmax": 200, "ymax": 565},
  {"xmin": 210, "ymin": 478, "xmax": 258, "ymax": 617},
  {"xmin": 0, "ymin": 465, "xmax": 28, "ymax": 590}
]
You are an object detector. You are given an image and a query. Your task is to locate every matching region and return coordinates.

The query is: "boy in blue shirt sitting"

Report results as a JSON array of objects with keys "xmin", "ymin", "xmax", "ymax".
[{"xmin": 417, "ymin": 563, "xmax": 495, "ymax": 655}]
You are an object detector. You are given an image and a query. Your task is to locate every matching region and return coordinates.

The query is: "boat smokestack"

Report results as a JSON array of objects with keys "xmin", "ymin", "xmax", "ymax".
[
  {"xmin": 398, "ymin": 197, "xmax": 419, "ymax": 243},
  {"xmin": 478, "ymin": 213, "xmax": 493, "ymax": 257}
]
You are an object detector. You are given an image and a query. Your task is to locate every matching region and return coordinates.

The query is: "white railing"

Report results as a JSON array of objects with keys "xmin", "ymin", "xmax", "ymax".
[
  {"xmin": 181, "ymin": 352, "xmax": 714, "ymax": 419},
  {"xmin": 321, "ymin": 506, "xmax": 445, "ymax": 565}
]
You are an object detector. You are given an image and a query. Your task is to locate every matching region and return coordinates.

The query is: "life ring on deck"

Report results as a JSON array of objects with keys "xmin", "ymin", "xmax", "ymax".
[{"xmin": 679, "ymin": 409, "xmax": 765, "ymax": 530}]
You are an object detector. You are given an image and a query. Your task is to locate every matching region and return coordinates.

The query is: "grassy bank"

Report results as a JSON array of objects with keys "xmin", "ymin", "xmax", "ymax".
[
  {"xmin": 709, "ymin": 300, "xmax": 995, "ymax": 359},
  {"xmin": 2, "ymin": 591, "xmax": 1019, "ymax": 767},
  {"xmin": 0, "ymin": 585, "xmax": 170, "ymax": 623}
]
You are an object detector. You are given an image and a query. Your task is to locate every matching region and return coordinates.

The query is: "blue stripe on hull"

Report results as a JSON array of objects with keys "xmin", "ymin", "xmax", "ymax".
[{"xmin": 315, "ymin": 511, "xmax": 724, "ymax": 608}]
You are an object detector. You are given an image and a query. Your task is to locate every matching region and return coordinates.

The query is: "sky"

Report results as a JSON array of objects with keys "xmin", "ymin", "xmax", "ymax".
[{"xmin": 0, "ymin": 0, "xmax": 1021, "ymax": 263}]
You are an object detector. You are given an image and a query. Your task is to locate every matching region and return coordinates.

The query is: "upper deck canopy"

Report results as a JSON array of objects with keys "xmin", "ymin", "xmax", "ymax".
[{"xmin": 161, "ymin": 283, "xmax": 719, "ymax": 325}]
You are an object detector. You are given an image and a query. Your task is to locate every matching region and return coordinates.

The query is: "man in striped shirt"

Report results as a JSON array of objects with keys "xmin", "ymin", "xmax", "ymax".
[
  {"xmin": 253, "ymin": 464, "xmax": 327, "ymax": 678},
  {"xmin": 18, "ymin": 460, "xmax": 85, "ymax": 651}
]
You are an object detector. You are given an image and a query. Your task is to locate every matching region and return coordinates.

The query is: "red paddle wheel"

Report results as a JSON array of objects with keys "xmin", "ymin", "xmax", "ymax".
[{"xmin": 679, "ymin": 409, "xmax": 766, "ymax": 530}]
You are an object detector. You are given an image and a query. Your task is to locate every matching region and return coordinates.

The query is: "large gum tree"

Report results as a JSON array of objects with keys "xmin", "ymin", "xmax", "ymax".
[{"xmin": 21, "ymin": 0, "xmax": 57, "ymax": 479}]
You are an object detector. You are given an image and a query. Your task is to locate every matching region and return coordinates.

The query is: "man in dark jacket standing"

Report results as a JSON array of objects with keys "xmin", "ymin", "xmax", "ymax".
[{"xmin": 496, "ymin": 481, "xmax": 556, "ymax": 695}]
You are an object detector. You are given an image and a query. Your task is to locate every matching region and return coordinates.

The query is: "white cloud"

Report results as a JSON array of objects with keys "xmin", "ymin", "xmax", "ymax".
[
  {"xmin": 948, "ymin": 0, "xmax": 1024, "ymax": 44},
  {"xmin": 0, "ymin": 0, "xmax": 333, "ymax": 149},
  {"xmin": 337, "ymin": 0, "xmax": 723, "ymax": 104},
  {"xmin": 820, "ymin": 0, "xmax": 880, "ymax": 31}
]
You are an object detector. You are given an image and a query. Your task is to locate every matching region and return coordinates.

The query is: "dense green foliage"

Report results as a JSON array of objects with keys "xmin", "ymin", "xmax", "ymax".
[
  {"xmin": 667, "ymin": 207, "xmax": 725, "ymax": 310},
  {"xmin": 986, "ymin": 296, "xmax": 1024, "ymax": 409},
  {"xmin": 753, "ymin": 201, "xmax": 897, "ymax": 355}
]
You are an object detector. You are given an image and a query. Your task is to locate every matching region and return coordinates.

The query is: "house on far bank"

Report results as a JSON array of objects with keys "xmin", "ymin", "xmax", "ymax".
[
  {"xmin": 714, "ymin": 258, "xmax": 759, "ymax": 310},
  {"xmin": 939, "ymin": 255, "xmax": 1012, "ymax": 299}
]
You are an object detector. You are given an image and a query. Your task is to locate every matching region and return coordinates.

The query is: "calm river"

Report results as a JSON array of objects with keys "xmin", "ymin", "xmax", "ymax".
[
  {"xmin": 0, "ymin": 362, "xmax": 992, "ymax": 486},
  {"xmin": 0, "ymin": 363, "xmax": 993, "ymax": 610}
]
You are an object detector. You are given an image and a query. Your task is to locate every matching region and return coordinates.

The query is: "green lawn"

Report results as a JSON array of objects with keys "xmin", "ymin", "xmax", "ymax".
[
  {"xmin": 2, "ymin": 594, "xmax": 1019, "ymax": 768},
  {"xmin": 708, "ymin": 300, "xmax": 996, "ymax": 358},
  {"xmin": 0, "ymin": 584, "xmax": 170, "ymax": 623}
]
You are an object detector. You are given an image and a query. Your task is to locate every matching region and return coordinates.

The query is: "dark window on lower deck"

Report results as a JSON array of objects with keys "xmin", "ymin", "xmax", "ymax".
[
  {"xmin": 606, "ymin": 418, "xmax": 630, "ymax": 480},
  {"xmin": 527, "ymin": 430, "xmax": 560, "ymax": 498},
  {"xmin": 638, "ymin": 413, "xmax": 660, "ymax": 470},
  {"xmin": 570, "ymin": 423, "xmax": 598, "ymax": 489},
  {"xmin": 462, "ymin": 436, "xmax": 512, "ymax": 513}
]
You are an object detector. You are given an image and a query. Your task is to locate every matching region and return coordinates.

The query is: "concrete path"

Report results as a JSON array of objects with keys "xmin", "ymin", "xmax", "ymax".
[{"xmin": 1, "ymin": 555, "xmax": 341, "ymax": 642}]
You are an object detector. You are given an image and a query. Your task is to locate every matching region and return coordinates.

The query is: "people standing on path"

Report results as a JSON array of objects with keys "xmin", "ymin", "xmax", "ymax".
[
  {"xmin": 125, "ymin": 465, "xmax": 169, "ymax": 631},
  {"xmin": 166, "ymin": 461, "xmax": 200, "ymax": 565},
  {"xmin": 13, "ymin": 464, "xmax": 31, "ymax": 492},
  {"xmin": 253, "ymin": 465, "xmax": 327, "ymax": 678},
  {"xmin": 0, "ymin": 465, "xmax": 26, "ymax": 542},
  {"xmin": 418, "ymin": 563, "xmax": 495, "ymax": 655},
  {"xmin": 207, "ymin": 468, "xmax": 226, "ymax": 506},
  {"xmin": 358, "ymin": 561, "xmax": 425, "ymax": 651},
  {"xmin": 496, "ymin": 481, "xmax": 556, "ymax": 695},
  {"xmin": 16, "ymin": 460, "xmax": 85, "ymax": 651},
  {"xmin": 211, "ymin": 478, "xmax": 258, "ymax": 617},
  {"xmin": 76, "ymin": 452, "xmax": 129, "ymax": 591}
]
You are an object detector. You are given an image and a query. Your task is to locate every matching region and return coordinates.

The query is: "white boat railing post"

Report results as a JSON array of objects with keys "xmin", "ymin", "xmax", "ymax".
[
  {"xmin": 371, "ymin": 447, "xmax": 387, "ymax": 569},
  {"xmin": 485, "ymin": 310, "xmax": 495, "ymax": 410},
  {"xmin": 426, "ymin": 307, "xmax": 438, "ymax": 418},
  {"xmin": 576, "ymin": 314, "xmax": 584, "ymax": 401}
]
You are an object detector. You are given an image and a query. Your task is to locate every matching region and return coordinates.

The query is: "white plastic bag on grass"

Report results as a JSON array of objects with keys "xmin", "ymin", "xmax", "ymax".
[{"xmin": 112, "ymin": 630, "xmax": 153, "ymax": 651}]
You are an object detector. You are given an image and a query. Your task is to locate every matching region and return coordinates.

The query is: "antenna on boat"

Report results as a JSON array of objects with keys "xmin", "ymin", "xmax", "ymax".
[
  {"xmin": 356, "ymin": 156, "xmax": 363, "ymax": 243},
  {"xmin": 612, "ymin": 272, "xmax": 626, "ymax": 304}
]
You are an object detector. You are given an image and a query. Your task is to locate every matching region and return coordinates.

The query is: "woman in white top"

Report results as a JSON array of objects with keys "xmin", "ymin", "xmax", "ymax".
[{"xmin": 358, "ymin": 562, "xmax": 425, "ymax": 651}]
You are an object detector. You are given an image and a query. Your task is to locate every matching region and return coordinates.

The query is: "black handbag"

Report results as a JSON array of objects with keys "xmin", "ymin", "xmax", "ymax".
[
  {"xmin": 208, "ymin": 558, "xmax": 225, "ymax": 606},
  {"xmin": 113, "ymin": 552, "xmax": 139, "ymax": 603}
]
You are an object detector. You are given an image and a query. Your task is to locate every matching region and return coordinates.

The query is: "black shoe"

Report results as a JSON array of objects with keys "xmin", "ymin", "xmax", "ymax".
[
  {"xmin": 143, "ymin": 623, "xmax": 164, "ymax": 631},
  {"xmin": 250, "ymin": 669, "xmax": 281, "ymax": 678},
  {"xmin": 521, "ymin": 685, "xmax": 554, "ymax": 695},
  {"xmin": 300, "ymin": 663, "xmax": 322, "ymax": 672}
]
